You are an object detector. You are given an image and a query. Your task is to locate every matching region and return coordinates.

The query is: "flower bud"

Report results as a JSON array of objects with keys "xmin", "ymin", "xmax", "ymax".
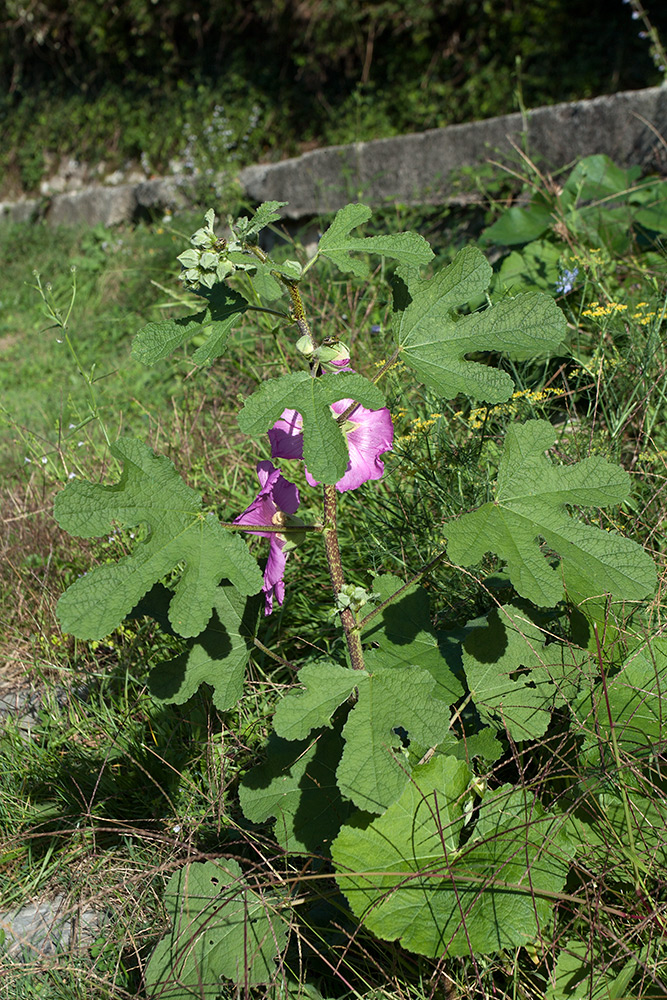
[
  {"xmin": 314, "ymin": 340, "xmax": 351, "ymax": 372},
  {"xmin": 296, "ymin": 335, "xmax": 314, "ymax": 357}
]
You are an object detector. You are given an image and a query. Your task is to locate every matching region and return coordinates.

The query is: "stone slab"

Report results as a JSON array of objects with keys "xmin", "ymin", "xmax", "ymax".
[
  {"xmin": 0, "ymin": 199, "xmax": 41, "ymax": 224},
  {"xmin": 47, "ymin": 183, "xmax": 138, "ymax": 227},
  {"xmin": 0, "ymin": 895, "xmax": 107, "ymax": 962},
  {"xmin": 239, "ymin": 85, "xmax": 667, "ymax": 218},
  {"xmin": 1, "ymin": 85, "xmax": 665, "ymax": 228}
]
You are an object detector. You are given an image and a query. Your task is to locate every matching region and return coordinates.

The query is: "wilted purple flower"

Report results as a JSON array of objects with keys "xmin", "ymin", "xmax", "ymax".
[
  {"xmin": 269, "ymin": 399, "xmax": 394, "ymax": 493},
  {"xmin": 234, "ymin": 461, "xmax": 301, "ymax": 614},
  {"xmin": 555, "ymin": 268, "xmax": 579, "ymax": 295}
]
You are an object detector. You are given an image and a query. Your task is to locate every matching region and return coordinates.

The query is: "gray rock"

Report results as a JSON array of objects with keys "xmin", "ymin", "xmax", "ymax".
[
  {"xmin": 0, "ymin": 896, "xmax": 108, "ymax": 962},
  {"xmin": 239, "ymin": 85, "xmax": 667, "ymax": 218},
  {"xmin": 0, "ymin": 687, "xmax": 40, "ymax": 735},
  {"xmin": 0, "ymin": 683, "xmax": 90, "ymax": 738}
]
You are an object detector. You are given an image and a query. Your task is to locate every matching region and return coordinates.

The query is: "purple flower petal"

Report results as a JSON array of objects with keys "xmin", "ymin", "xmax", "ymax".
[
  {"xmin": 234, "ymin": 460, "xmax": 300, "ymax": 614},
  {"xmin": 268, "ymin": 411, "xmax": 304, "ymax": 462},
  {"xmin": 332, "ymin": 399, "xmax": 394, "ymax": 492},
  {"xmin": 269, "ymin": 399, "xmax": 394, "ymax": 493},
  {"xmin": 263, "ymin": 541, "xmax": 288, "ymax": 614}
]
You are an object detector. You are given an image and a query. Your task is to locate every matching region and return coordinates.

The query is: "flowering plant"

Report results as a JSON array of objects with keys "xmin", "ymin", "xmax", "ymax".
[{"xmin": 52, "ymin": 199, "xmax": 659, "ymax": 993}]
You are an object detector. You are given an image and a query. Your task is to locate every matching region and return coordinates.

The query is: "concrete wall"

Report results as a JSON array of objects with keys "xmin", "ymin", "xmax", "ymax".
[{"xmin": 2, "ymin": 85, "xmax": 665, "ymax": 228}]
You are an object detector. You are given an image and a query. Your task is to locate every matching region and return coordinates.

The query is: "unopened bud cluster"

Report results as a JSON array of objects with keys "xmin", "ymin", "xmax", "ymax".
[{"xmin": 177, "ymin": 209, "xmax": 255, "ymax": 290}]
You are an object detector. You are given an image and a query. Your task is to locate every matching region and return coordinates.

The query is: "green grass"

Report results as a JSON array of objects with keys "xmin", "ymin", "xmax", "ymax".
[{"xmin": 1, "ymin": 170, "xmax": 667, "ymax": 997}]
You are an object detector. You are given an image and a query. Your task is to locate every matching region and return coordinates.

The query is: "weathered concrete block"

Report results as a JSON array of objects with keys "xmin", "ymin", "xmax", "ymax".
[
  {"xmin": 48, "ymin": 184, "xmax": 137, "ymax": 227},
  {"xmin": 239, "ymin": 85, "xmax": 667, "ymax": 218},
  {"xmin": 1, "ymin": 85, "xmax": 665, "ymax": 228},
  {"xmin": 134, "ymin": 176, "xmax": 187, "ymax": 214},
  {"xmin": 0, "ymin": 199, "xmax": 41, "ymax": 224}
]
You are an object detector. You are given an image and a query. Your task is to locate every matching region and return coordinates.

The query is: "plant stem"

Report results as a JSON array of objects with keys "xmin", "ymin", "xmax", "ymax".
[
  {"xmin": 333, "ymin": 349, "xmax": 403, "ymax": 428},
  {"xmin": 285, "ymin": 280, "xmax": 315, "ymax": 351},
  {"xmin": 371, "ymin": 347, "xmax": 402, "ymax": 385},
  {"xmin": 220, "ymin": 521, "xmax": 321, "ymax": 534},
  {"xmin": 248, "ymin": 244, "xmax": 315, "ymax": 350},
  {"xmin": 323, "ymin": 484, "xmax": 365, "ymax": 671}
]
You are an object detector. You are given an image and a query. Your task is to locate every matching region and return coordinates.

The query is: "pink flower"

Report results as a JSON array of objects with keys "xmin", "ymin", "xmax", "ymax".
[
  {"xmin": 234, "ymin": 461, "xmax": 301, "ymax": 614},
  {"xmin": 269, "ymin": 399, "xmax": 394, "ymax": 493}
]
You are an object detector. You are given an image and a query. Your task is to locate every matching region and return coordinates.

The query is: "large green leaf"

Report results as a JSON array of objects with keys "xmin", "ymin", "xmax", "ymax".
[
  {"xmin": 332, "ymin": 756, "xmax": 574, "ymax": 958},
  {"xmin": 546, "ymin": 940, "xmax": 641, "ymax": 1000},
  {"xmin": 240, "ymin": 726, "xmax": 353, "ymax": 854},
  {"xmin": 237, "ymin": 371, "xmax": 386, "ymax": 484},
  {"xmin": 462, "ymin": 603, "xmax": 593, "ymax": 741},
  {"xmin": 273, "ymin": 660, "xmax": 452, "ymax": 813},
  {"xmin": 393, "ymin": 247, "xmax": 566, "ymax": 402},
  {"xmin": 495, "ymin": 239, "xmax": 564, "ymax": 294},
  {"xmin": 132, "ymin": 283, "xmax": 248, "ymax": 366},
  {"xmin": 148, "ymin": 585, "xmax": 261, "ymax": 711},
  {"xmin": 315, "ymin": 203, "xmax": 434, "ymax": 277},
  {"xmin": 481, "ymin": 203, "xmax": 554, "ymax": 247},
  {"xmin": 361, "ymin": 573, "xmax": 464, "ymax": 703},
  {"xmin": 445, "ymin": 420, "xmax": 656, "ymax": 607},
  {"xmin": 567, "ymin": 781, "xmax": 667, "ymax": 877},
  {"xmin": 145, "ymin": 859, "xmax": 288, "ymax": 996},
  {"xmin": 573, "ymin": 635, "xmax": 667, "ymax": 766},
  {"xmin": 54, "ymin": 438, "xmax": 262, "ymax": 640}
]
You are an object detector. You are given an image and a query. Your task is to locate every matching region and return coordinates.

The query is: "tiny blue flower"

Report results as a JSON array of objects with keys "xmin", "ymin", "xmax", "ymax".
[{"xmin": 555, "ymin": 268, "xmax": 579, "ymax": 295}]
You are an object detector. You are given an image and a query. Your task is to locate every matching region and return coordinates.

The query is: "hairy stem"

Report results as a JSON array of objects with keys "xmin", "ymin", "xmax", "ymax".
[
  {"xmin": 323, "ymin": 485, "xmax": 365, "ymax": 671},
  {"xmin": 285, "ymin": 280, "xmax": 315, "ymax": 351},
  {"xmin": 220, "ymin": 521, "xmax": 321, "ymax": 534}
]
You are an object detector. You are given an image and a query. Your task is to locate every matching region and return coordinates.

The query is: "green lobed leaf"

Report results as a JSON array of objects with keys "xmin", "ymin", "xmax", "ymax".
[
  {"xmin": 273, "ymin": 660, "xmax": 452, "ymax": 813},
  {"xmin": 132, "ymin": 283, "xmax": 247, "ymax": 366},
  {"xmin": 361, "ymin": 573, "xmax": 463, "ymax": 703},
  {"xmin": 54, "ymin": 438, "xmax": 262, "ymax": 640},
  {"xmin": 316, "ymin": 203, "xmax": 434, "ymax": 277},
  {"xmin": 445, "ymin": 420, "xmax": 657, "ymax": 607},
  {"xmin": 239, "ymin": 725, "xmax": 353, "ymax": 855},
  {"xmin": 148, "ymin": 585, "xmax": 261, "ymax": 711},
  {"xmin": 462, "ymin": 603, "xmax": 593, "ymax": 741},
  {"xmin": 145, "ymin": 859, "xmax": 288, "ymax": 996},
  {"xmin": 237, "ymin": 200, "xmax": 288, "ymax": 238},
  {"xmin": 393, "ymin": 247, "xmax": 566, "ymax": 402},
  {"xmin": 237, "ymin": 371, "xmax": 386, "ymax": 484},
  {"xmin": 332, "ymin": 757, "xmax": 574, "ymax": 958}
]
